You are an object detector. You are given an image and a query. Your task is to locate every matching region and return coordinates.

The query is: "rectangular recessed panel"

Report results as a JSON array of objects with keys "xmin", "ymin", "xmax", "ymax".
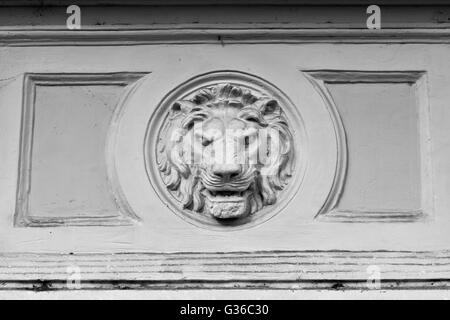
[
  {"xmin": 28, "ymin": 85, "xmax": 121, "ymax": 219},
  {"xmin": 328, "ymin": 83, "xmax": 421, "ymax": 213}
]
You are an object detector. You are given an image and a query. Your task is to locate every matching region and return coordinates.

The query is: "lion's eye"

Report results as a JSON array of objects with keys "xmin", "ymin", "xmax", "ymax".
[
  {"xmin": 202, "ymin": 137, "xmax": 212, "ymax": 147},
  {"xmin": 246, "ymin": 117, "xmax": 259, "ymax": 124}
]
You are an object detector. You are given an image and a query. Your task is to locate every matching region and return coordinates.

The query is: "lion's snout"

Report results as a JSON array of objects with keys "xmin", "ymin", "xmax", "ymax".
[{"xmin": 211, "ymin": 163, "xmax": 242, "ymax": 182}]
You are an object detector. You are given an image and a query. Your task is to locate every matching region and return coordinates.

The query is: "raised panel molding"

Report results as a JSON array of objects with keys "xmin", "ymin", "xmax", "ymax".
[
  {"xmin": 304, "ymin": 70, "xmax": 433, "ymax": 223},
  {"xmin": 15, "ymin": 72, "xmax": 148, "ymax": 227}
]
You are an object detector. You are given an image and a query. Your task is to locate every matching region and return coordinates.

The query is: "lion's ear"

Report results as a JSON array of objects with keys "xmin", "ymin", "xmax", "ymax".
[
  {"xmin": 260, "ymin": 99, "xmax": 281, "ymax": 116},
  {"xmin": 172, "ymin": 100, "xmax": 196, "ymax": 115}
]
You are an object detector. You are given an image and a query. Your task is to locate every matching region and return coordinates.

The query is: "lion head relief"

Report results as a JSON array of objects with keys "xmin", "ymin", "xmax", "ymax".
[{"xmin": 157, "ymin": 83, "xmax": 294, "ymax": 220}]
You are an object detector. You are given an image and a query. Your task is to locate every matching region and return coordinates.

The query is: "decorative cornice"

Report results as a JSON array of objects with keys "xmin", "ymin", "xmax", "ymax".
[
  {"xmin": 1, "ymin": 28, "xmax": 450, "ymax": 46},
  {"xmin": 1, "ymin": 250, "xmax": 449, "ymax": 290},
  {"xmin": 0, "ymin": 1, "xmax": 447, "ymax": 6}
]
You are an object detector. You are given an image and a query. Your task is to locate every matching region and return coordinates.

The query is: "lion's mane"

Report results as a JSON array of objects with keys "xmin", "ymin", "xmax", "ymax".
[{"xmin": 157, "ymin": 84, "xmax": 294, "ymax": 218}]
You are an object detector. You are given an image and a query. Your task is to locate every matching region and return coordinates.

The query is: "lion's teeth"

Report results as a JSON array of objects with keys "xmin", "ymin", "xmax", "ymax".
[{"xmin": 207, "ymin": 190, "xmax": 247, "ymax": 198}]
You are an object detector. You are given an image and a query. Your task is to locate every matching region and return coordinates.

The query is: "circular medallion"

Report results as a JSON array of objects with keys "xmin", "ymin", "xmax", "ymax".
[{"xmin": 144, "ymin": 71, "xmax": 306, "ymax": 229}]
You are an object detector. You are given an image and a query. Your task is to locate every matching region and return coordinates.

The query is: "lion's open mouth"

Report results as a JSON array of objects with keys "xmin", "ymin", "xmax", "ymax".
[
  {"xmin": 204, "ymin": 189, "xmax": 251, "ymax": 219},
  {"xmin": 206, "ymin": 190, "xmax": 247, "ymax": 200}
]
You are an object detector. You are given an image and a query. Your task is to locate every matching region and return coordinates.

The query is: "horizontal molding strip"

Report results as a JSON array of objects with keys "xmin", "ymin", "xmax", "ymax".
[
  {"xmin": 1, "ymin": 28, "xmax": 450, "ymax": 46},
  {"xmin": 319, "ymin": 210, "xmax": 424, "ymax": 223},
  {"xmin": 303, "ymin": 70, "xmax": 426, "ymax": 83},
  {"xmin": 1, "ymin": 250, "xmax": 450, "ymax": 290},
  {"xmin": 0, "ymin": 0, "xmax": 448, "ymax": 6}
]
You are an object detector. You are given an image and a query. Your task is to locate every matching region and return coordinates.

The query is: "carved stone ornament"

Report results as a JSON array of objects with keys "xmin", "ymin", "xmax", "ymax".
[{"xmin": 145, "ymin": 71, "xmax": 304, "ymax": 228}]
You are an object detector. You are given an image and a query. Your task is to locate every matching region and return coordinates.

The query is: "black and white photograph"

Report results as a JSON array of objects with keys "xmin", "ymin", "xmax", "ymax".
[{"xmin": 0, "ymin": 0, "xmax": 448, "ymax": 305}]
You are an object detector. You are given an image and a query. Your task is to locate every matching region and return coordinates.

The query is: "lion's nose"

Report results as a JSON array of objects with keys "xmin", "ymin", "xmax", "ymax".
[{"xmin": 212, "ymin": 164, "xmax": 242, "ymax": 181}]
